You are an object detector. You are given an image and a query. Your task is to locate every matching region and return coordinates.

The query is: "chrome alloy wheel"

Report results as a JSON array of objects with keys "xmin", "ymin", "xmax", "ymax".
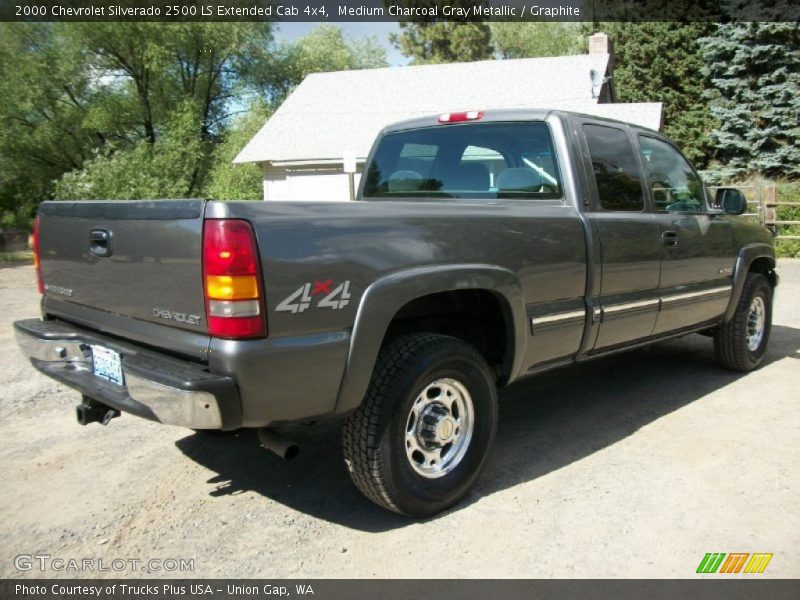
[
  {"xmin": 405, "ymin": 378, "xmax": 474, "ymax": 479},
  {"xmin": 746, "ymin": 296, "xmax": 766, "ymax": 352}
]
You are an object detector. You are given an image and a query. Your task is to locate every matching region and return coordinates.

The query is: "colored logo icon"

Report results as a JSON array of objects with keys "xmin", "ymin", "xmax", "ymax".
[{"xmin": 697, "ymin": 552, "xmax": 773, "ymax": 574}]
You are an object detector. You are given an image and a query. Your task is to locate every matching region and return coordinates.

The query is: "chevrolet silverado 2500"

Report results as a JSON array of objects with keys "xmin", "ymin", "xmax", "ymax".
[{"xmin": 15, "ymin": 109, "xmax": 777, "ymax": 517}]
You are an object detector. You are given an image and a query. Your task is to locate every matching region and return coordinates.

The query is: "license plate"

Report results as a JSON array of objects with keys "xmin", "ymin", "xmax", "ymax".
[{"xmin": 91, "ymin": 345, "xmax": 124, "ymax": 386}]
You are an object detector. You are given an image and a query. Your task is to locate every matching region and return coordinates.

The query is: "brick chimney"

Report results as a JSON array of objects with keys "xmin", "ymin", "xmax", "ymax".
[
  {"xmin": 589, "ymin": 32, "xmax": 611, "ymax": 55},
  {"xmin": 588, "ymin": 32, "xmax": 615, "ymax": 103}
]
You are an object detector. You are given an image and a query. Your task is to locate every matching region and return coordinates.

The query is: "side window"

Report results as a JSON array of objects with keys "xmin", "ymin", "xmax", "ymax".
[
  {"xmin": 638, "ymin": 136, "xmax": 705, "ymax": 213},
  {"xmin": 583, "ymin": 124, "xmax": 644, "ymax": 211}
]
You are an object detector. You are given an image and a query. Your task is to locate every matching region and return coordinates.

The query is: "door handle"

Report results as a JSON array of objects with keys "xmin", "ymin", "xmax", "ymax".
[
  {"xmin": 89, "ymin": 228, "xmax": 113, "ymax": 257},
  {"xmin": 661, "ymin": 230, "xmax": 678, "ymax": 247}
]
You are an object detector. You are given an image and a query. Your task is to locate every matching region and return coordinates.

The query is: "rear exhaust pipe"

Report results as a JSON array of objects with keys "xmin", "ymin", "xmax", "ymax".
[
  {"xmin": 257, "ymin": 428, "xmax": 300, "ymax": 460},
  {"xmin": 76, "ymin": 396, "xmax": 120, "ymax": 426}
]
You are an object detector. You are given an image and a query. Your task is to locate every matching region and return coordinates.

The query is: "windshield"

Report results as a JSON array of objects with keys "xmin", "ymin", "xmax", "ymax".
[{"xmin": 363, "ymin": 121, "xmax": 563, "ymax": 200}]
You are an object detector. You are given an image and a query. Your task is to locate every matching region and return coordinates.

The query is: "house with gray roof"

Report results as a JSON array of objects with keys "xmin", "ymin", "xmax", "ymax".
[{"xmin": 234, "ymin": 32, "xmax": 662, "ymax": 201}]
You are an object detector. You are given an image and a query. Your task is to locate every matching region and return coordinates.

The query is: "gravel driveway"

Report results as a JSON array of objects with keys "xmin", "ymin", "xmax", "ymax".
[{"xmin": 1, "ymin": 261, "xmax": 798, "ymax": 578}]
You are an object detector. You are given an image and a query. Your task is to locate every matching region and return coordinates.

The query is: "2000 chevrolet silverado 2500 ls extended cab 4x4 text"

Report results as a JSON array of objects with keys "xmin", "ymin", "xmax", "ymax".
[{"xmin": 15, "ymin": 109, "xmax": 777, "ymax": 516}]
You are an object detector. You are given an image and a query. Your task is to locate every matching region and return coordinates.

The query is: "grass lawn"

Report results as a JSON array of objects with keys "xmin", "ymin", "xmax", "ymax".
[{"xmin": 0, "ymin": 251, "xmax": 33, "ymax": 265}]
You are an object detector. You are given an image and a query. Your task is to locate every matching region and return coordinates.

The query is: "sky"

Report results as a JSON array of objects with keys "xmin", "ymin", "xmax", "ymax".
[{"xmin": 273, "ymin": 21, "xmax": 409, "ymax": 66}]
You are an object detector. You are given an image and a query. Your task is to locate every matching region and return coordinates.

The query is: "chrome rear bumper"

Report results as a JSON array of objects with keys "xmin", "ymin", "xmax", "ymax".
[{"xmin": 14, "ymin": 318, "xmax": 241, "ymax": 430}]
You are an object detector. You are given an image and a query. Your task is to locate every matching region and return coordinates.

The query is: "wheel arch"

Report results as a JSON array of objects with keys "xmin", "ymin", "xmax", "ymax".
[
  {"xmin": 334, "ymin": 264, "xmax": 526, "ymax": 414},
  {"xmin": 724, "ymin": 243, "xmax": 777, "ymax": 323}
]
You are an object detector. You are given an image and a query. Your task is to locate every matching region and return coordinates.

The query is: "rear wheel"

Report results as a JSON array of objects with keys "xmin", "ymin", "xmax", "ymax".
[
  {"xmin": 342, "ymin": 334, "xmax": 498, "ymax": 517},
  {"xmin": 714, "ymin": 272, "xmax": 772, "ymax": 371}
]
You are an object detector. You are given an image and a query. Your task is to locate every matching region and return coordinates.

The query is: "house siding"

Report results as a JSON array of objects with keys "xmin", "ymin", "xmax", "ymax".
[{"xmin": 263, "ymin": 165, "xmax": 364, "ymax": 202}]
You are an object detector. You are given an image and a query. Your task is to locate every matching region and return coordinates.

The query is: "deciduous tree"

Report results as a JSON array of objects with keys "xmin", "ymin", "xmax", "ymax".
[
  {"xmin": 389, "ymin": 2, "xmax": 493, "ymax": 64},
  {"xmin": 490, "ymin": 23, "xmax": 585, "ymax": 58},
  {"xmin": 0, "ymin": 22, "xmax": 389, "ymax": 213},
  {"xmin": 262, "ymin": 24, "xmax": 387, "ymax": 105},
  {"xmin": 0, "ymin": 24, "xmax": 104, "ymax": 227},
  {"xmin": 205, "ymin": 101, "xmax": 272, "ymax": 201}
]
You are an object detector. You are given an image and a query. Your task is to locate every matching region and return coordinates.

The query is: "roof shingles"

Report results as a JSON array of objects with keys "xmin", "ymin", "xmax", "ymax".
[{"xmin": 235, "ymin": 55, "xmax": 661, "ymax": 164}]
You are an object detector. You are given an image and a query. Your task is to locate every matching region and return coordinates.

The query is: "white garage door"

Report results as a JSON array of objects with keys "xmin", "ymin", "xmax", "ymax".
[{"xmin": 264, "ymin": 166, "xmax": 363, "ymax": 202}]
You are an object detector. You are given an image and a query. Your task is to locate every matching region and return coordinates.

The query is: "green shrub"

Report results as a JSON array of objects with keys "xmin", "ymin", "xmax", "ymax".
[{"xmin": 0, "ymin": 203, "xmax": 36, "ymax": 232}]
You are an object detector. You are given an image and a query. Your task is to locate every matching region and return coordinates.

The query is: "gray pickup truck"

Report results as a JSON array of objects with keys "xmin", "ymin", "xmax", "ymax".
[{"xmin": 15, "ymin": 109, "xmax": 777, "ymax": 517}]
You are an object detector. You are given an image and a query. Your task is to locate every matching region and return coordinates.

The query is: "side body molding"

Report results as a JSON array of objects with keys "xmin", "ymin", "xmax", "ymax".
[
  {"xmin": 334, "ymin": 264, "xmax": 527, "ymax": 414},
  {"xmin": 724, "ymin": 243, "xmax": 777, "ymax": 322}
]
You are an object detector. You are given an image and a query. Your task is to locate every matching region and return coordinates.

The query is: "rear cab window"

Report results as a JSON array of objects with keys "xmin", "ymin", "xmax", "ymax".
[
  {"xmin": 582, "ymin": 123, "xmax": 645, "ymax": 212},
  {"xmin": 362, "ymin": 121, "xmax": 563, "ymax": 201}
]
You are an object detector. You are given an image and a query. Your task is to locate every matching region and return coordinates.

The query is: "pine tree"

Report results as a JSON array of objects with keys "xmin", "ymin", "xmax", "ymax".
[
  {"xmin": 602, "ymin": 22, "xmax": 717, "ymax": 167},
  {"xmin": 701, "ymin": 22, "xmax": 800, "ymax": 180}
]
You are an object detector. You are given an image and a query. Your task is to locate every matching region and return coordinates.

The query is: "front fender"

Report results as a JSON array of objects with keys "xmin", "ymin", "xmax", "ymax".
[
  {"xmin": 334, "ymin": 264, "xmax": 526, "ymax": 414},
  {"xmin": 724, "ymin": 243, "xmax": 776, "ymax": 322}
]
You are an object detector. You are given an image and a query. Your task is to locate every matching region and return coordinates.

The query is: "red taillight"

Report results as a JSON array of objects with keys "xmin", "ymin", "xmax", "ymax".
[
  {"xmin": 33, "ymin": 215, "xmax": 44, "ymax": 294},
  {"xmin": 438, "ymin": 111, "xmax": 484, "ymax": 123},
  {"xmin": 202, "ymin": 219, "xmax": 266, "ymax": 339}
]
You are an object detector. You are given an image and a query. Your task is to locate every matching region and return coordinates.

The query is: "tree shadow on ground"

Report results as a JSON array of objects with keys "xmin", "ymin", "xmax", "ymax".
[{"xmin": 175, "ymin": 324, "xmax": 800, "ymax": 533}]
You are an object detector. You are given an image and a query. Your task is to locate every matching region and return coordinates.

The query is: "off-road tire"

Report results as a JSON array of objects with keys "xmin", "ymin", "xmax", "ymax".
[
  {"xmin": 714, "ymin": 272, "xmax": 772, "ymax": 372},
  {"xmin": 342, "ymin": 334, "xmax": 498, "ymax": 517}
]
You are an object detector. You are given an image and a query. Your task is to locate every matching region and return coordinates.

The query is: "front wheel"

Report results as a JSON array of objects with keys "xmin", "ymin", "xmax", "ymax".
[
  {"xmin": 342, "ymin": 334, "xmax": 498, "ymax": 517},
  {"xmin": 714, "ymin": 272, "xmax": 773, "ymax": 371}
]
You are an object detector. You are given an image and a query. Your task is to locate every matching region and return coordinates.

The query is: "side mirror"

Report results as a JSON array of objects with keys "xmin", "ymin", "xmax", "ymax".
[{"xmin": 714, "ymin": 188, "xmax": 747, "ymax": 215}]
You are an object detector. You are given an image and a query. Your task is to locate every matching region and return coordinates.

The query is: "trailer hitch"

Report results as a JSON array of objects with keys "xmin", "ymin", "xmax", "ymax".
[{"xmin": 76, "ymin": 395, "xmax": 120, "ymax": 426}]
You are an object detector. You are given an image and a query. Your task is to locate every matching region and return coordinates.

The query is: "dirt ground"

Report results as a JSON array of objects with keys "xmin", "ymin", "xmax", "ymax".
[{"xmin": 1, "ymin": 262, "xmax": 798, "ymax": 579}]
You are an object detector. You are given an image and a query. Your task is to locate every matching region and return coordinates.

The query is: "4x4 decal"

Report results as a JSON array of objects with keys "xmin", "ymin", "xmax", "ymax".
[{"xmin": 275, "ymin": 280, "xmax": 351, "ymax": 314}]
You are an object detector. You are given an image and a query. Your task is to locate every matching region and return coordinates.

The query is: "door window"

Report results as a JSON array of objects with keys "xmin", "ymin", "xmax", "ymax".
[
  {"xmin": 583, "ymin": 124, "xmax": 644, "ymax": 211},
  {"xmin": 638, "ymin": 136, "xmax": 706, "ymax": 213}
]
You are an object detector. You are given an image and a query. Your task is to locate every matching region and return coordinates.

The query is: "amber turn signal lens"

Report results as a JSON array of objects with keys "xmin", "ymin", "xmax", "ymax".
[{"xmin": 205, "ymin": 275, "xmax": 260, "ymax": 300}]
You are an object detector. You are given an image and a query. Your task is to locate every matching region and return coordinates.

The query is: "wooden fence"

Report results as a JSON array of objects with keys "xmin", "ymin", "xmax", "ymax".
[{"xmin": 709, "ymin": 182, "xmax": 799, "ymax": 241}]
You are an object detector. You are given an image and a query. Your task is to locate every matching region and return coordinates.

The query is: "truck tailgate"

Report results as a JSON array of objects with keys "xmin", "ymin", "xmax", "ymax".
[{"xmin": 38, "ymin": 200, "xmax": 207, "ymax": 336}]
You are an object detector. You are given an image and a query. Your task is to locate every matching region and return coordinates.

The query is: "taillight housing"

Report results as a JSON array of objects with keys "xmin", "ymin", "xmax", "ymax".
[
  {"xmin": 202, "ymin": 219, "xmax": 266, "ymax": 339},
  {"xmin": 33, "ymin": 215, "xmax": 44, "ymax": 294}
]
